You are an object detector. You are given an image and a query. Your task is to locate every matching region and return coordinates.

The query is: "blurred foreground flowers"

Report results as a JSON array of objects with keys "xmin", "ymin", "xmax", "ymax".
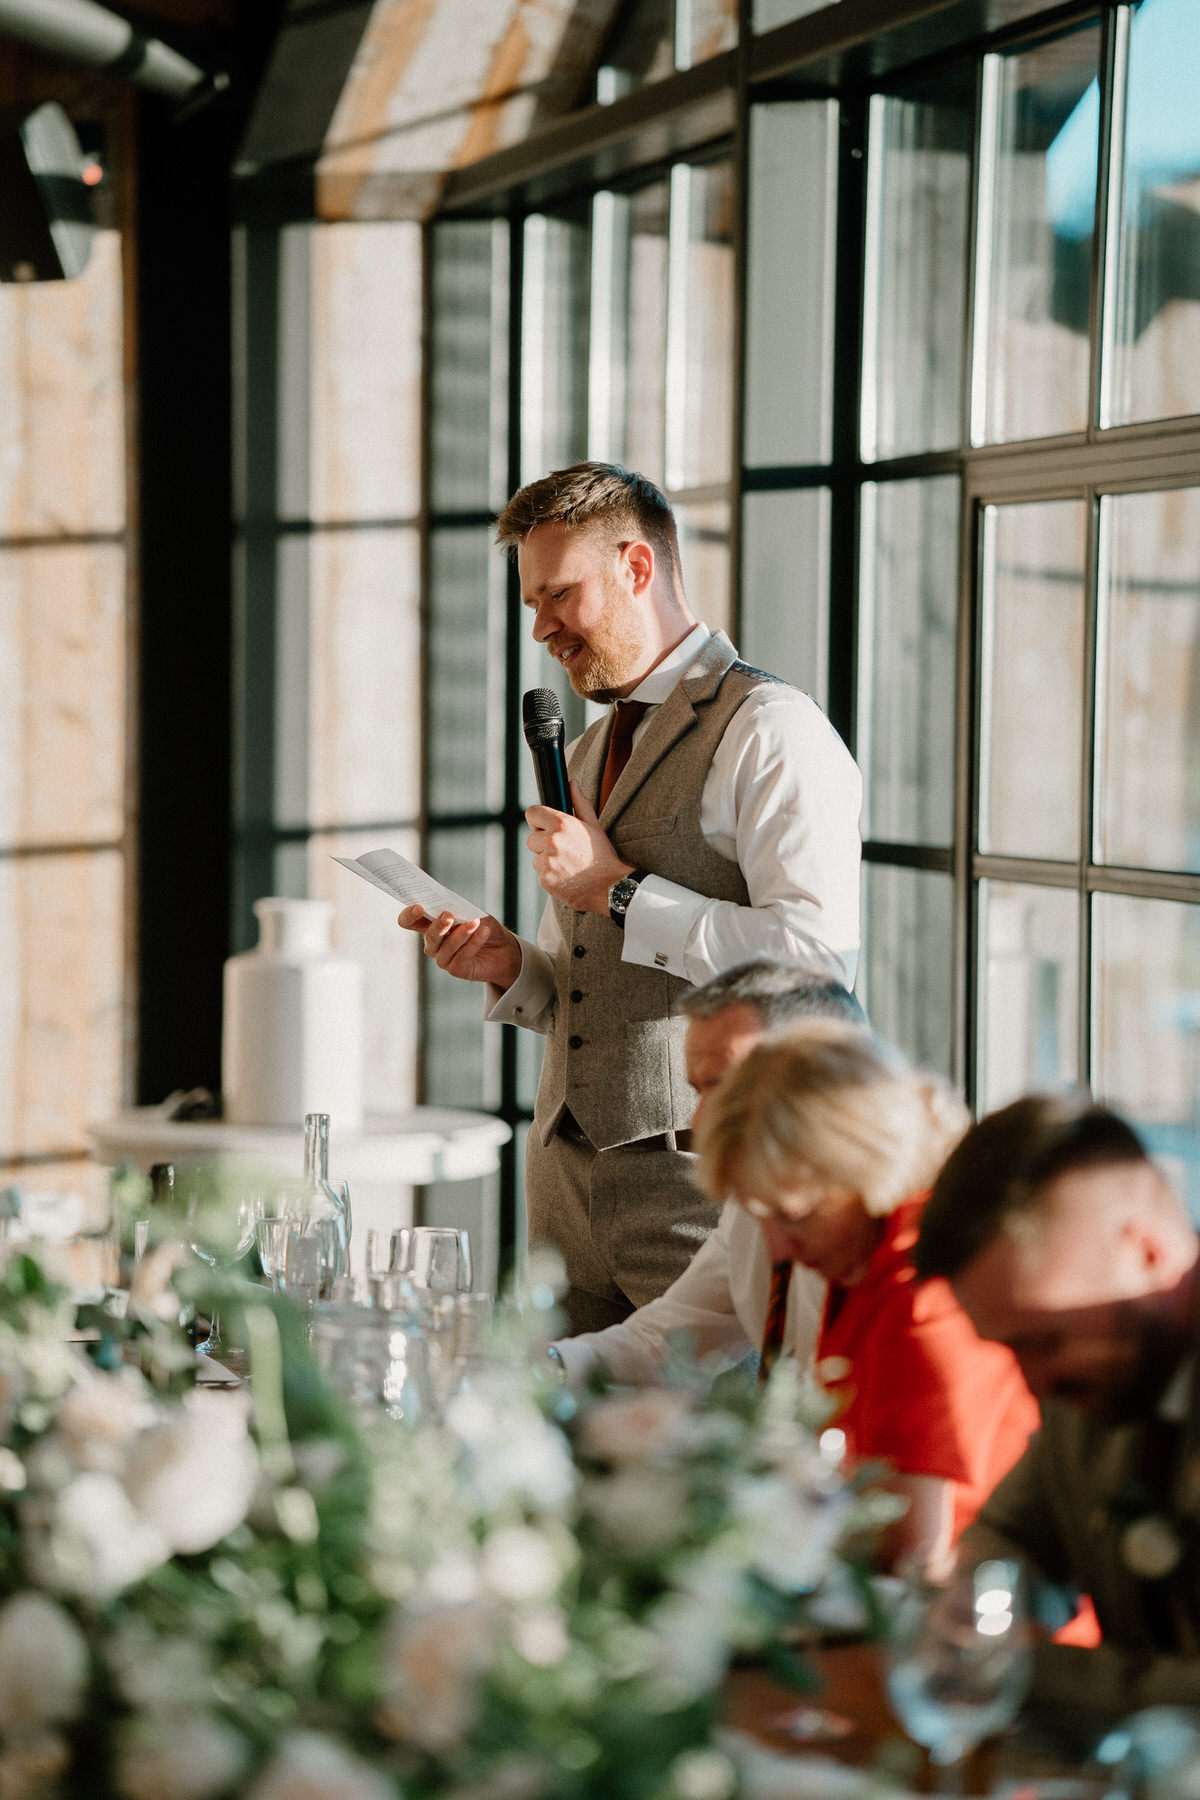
[{"xmin": 0, "ymin": 1202, "xmax": 899, "ymax": 1800}]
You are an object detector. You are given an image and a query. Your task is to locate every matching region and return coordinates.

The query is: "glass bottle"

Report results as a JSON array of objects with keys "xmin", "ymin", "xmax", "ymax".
[{"xmin": 302, "ymin": 1112, "xmax": 351, "ymax": 1290}]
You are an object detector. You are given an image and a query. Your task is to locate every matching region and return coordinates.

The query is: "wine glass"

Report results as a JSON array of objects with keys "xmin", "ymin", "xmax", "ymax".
[
  {"xmin": 186, "ymin": 1185, "xmax": 257, "ymax": 1357},
  {"xmin": 885, "ymin": 1557, "xmax": 1030, "ymax": 1792},
  {"xmin": 391, "ymin": 1226, "xmax": 473, "ymax": 1293}
]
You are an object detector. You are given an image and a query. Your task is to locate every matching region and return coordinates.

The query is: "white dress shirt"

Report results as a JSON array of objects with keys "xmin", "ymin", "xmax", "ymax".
[
  {"xmin": 551, "ymin": 1200, "xmax": 826, "ymax": 1385},
  {"xmin": 488, "ymin": 624, "xmax": 862, "ymax": 1031}
]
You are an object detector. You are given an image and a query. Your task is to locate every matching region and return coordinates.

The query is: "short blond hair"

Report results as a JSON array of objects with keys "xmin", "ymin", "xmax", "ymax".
[
  {"xmin": 695, "ymin": 1020, "xmax": 969, "ymax": 1218},
  {"xmin": 494, "ymin": 461, "xmax": 681, "ymax": 588}
]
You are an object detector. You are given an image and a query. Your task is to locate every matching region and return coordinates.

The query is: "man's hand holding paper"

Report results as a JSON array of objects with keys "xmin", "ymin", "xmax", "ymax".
[{"xmin": 398, "ymin": 906, "xmax": 522, "ymax": 989}]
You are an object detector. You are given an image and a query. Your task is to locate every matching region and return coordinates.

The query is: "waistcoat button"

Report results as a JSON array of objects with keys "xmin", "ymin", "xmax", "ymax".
[
  {"xmin": 573, "ymin": 945, "xmax": 586, "ymax": 958},
  {"xmin": 568, "ymin": 1034, "xmax": 583, "ymax": 1050},
  {"xmin": 570, "ymin": 989, "xmax": 583, "ymax": 1003}
]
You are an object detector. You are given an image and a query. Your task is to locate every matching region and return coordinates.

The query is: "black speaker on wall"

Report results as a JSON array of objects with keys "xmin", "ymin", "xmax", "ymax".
[{"xmin": 0, "ymin": 101, "xmax": 95, "ymax": 283}]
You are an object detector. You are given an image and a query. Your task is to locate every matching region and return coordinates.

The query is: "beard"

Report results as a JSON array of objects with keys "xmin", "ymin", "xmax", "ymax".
[{"xmin": 553, "ymin": 573, "xmax": 651, "ymax": 701}]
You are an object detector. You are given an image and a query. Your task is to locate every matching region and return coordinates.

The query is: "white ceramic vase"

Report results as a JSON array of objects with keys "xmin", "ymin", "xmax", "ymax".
[{"xmin": 222, "ymin": 898, "xmax": 364, "ymax": 1130}]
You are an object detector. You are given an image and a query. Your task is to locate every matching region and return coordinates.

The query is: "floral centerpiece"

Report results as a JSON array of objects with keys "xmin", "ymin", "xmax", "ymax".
[{"xmin": 0, "ymin": 1183, "xmax": 899, "ymax": 1800}]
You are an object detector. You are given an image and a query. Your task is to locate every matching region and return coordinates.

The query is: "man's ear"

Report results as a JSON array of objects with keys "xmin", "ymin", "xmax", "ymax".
[{"xmin": 622, "ymin": 539, "xmax": 655, "ymax": 595}]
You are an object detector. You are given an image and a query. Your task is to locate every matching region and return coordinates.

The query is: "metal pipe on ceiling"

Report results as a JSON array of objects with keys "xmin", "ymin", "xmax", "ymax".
[{"xmin": 0, "ymin": 0, "xmax": 208, "ymax": 99}]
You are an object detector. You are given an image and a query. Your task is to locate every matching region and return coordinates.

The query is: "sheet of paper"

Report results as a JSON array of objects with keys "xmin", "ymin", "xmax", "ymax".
[{"xmin": 333, "ymin": 849, "xmax": 485, "ymax": 923}]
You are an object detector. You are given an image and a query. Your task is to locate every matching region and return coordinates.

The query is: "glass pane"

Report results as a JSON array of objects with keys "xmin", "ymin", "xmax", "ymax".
[
  {"xmin": 859, "ymin": 864, "xmax": 954, "ymax": 1076},
  {"xmin": 595, "ymin": 0, "xmax": 674, "ymax": 101},
  {"xmin": 521, "ymin": 211, "xmax": 589, "ymax": 482},
  {"xmin": 0, "ymin": 849, "xmax": 124, "ymax": 1160},
  {"xmin": 423, "ymin": 828, "xmax": 504, "ymax": 1111},
  {"xmin": 977, "ymin": 881, "xmax": 1079, "ymax": 1112},
  {"xmin": 0, "ymin": 544, "xmax": 126, "ymax": 851},
  {"xmin": 427, "ymin": 528, "xmax": 507, "ymax": 817},
  {"xmin": 1096, "ymin": 486, "xmax": 1200, "ymax": 872},
  {"xmin": 1093, "ymin": 891, "xmax": 1200, "ymax": 1218},
  {"xmin": 753, "ymin": 0, "xmax": 825, "ymax": 27},
  {"xmin": 979, "ymin": 499, "xmax": 1087, "ymax": 860},
  {"xmin": 858, "ymin": 477, "xmax": 959, "ymax": 847},
  {"xmin": 0, "ymin": 228, "xmax": 124, "ymax": 537},
  {"xmin": 666, "ymin": 161, "xmax": 735, "ymax": 492},
  {"xmin": 975, "ymin": 25, "xmax": 1101, "ymax": 445},
  {"xmin": 677, "ymin": 499, "xmax": 731, "ymax": 639},
  {"xmin": 588, "ymin": 183, "xmax": 669, "ymax": 483},
  {"xmin": 679, "ymin": 0, "xmax": 736, "ymax": 66},
  {"xmin": 1105, "ymin": 0, "xmax": 1200, "ymax": 426},
  {"xmin": 740, "ymin": 488, "xmax": 830, "ymax": 707},
  {"xmin": 429, "ymin": 219, "xmax": 508, "ymax": 514},
  {"xmin": 306, "ymin": 526, "xmax": 421, "ymax": 830},
  {"xmin": 745, "ymin": 102, "xmax": 837, "ymax": 468},
  {"xmin": 862, "ymin": 72, "xmax": 974, "ymax": 461}
]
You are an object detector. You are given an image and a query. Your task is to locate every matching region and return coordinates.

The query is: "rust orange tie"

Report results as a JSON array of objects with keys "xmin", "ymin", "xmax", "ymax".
[
  {"xmin": 758, "ymin": 1261, "xmax": 793, "ymax": 1387},
  {"xmin": 599, "ymin": 701, "xmax": 649, "ymax": 811}
]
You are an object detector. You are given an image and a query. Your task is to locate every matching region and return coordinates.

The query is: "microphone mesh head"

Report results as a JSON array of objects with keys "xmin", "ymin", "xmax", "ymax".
[{"xmin": 523, "ymin": 687, "xmax": 563, "ymax": 728}]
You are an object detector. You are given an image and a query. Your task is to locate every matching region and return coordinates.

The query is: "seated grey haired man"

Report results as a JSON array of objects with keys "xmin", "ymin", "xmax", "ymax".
[{"xmin": 549, "ymin": 959, "xmax": 866, "ymax": 1386}]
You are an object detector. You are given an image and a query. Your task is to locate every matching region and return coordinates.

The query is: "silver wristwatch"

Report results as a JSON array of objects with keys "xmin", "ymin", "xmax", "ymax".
[{"xmin": 608, "ymin": 868, "xmax": 646, "ymax": 929}]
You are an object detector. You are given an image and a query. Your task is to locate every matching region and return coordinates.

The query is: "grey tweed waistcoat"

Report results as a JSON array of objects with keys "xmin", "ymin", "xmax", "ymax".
[{"xmin": 534, "ymin": 631, "xmax": 785, "ymax": 1152}]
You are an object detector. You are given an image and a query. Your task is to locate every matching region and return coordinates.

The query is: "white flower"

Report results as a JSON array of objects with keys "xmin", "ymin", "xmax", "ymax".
[
  {"xmin": 645, "ymin": 1593, "xmax": 731, "ymax": 1702},
  {"xmin": 58, "ymin": 1372, "xmax": 151, "ymax": 1474},
  {"xmin": 107, "ymin": 1624, "xmax": 214, "ymax": 1713},
  {"xmin": 376, "ymin": 1602, "xmax": 496, "ymax": 1754},
  {"xmin": 0, "ymin": 1595, "xmax": 88, "ymax": 1736},
  {"xmin": 580, "ymin": 1390, "xmax": 696, "ymax": 1465},
  {"xmin": 512, "ymin": 1608, "xmax": 569, "ymax": 1668},
  {"xmin": 246, "ymin": 1733, "xmax": 394, "ymax": 1800},
  {"xmin": 445, "ymin": 1376, "xmax": 574, "ymax": 1513},
  {"xmin": 733, "ymin": 1474, "xmax": 846, "ymax": 1593},
  {"xmin": 123, "ymin": 1391, "xmax": 257, "ymax": 1556},
  {"xmin": 116, "ymin": 1714, "xmax": 248, "ymax": 1800},
  {"xmin": 32, "ymin": 1472, "xmax": 168, "ymax": 1599},
  {"xmin": 481, "ymin": 1526, "xmax": 562, "ymax": 1603},
  {"xmin": 669, "ymin": 1748, "xmax": 738, "ymax": 1800},
  {"xmin": 1122, "ymin": 1514, "xmax": 1185, "ymax": 1579},
  {"xmin": 585, "ymin": 1467, "xmax": 688, "ymax": 1554}
]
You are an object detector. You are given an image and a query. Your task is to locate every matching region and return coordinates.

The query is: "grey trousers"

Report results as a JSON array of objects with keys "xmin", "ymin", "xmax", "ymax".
[{"xmin": 525, "ymin": 1126, "xmax": 720, "ymax": 1336}]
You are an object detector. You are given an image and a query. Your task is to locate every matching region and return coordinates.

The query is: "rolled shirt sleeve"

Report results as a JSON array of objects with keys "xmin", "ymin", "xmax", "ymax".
[{"xmin": 620, "ymin": 687, "xmax": 861, "ymax": 988}]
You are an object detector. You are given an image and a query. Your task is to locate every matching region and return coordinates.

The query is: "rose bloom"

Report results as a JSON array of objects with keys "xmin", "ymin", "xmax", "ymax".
[
  {"xmin": 34, "ymin": 1472, "xmax": 168, "ymax": 1599},
  {"xmin": 246, "ymin": 1733, "xmax": 395, "ymax": 1800},
  {"xmin": 584, "ymin": 1467, "xmax": 689, "ymax": 1554},
  {"xmin": 480, "ymin": 1526, "xmax": 562, "ymax": 1604},
  {"xmin": 0, "ymin": 1594, "xmax": 88, "ymax": 1736},
  {"xmin": 579, "ymin": 1390, "xmax": 696, "ymax": 1466},
  {"xmin": 116, "ymin": 1714, "xmax": 248, "ymax": 1800},
  {"xmin": 375, "ymin": 1602, "xmax": 496, "ymax": 1755},
  {"xmin": 58, "ymin": 1371, "xmax": 151, "ymax": 1474},
  {"xmin": 123, "ymin": 1391, "xmax": 257, "ymax": 1556}
]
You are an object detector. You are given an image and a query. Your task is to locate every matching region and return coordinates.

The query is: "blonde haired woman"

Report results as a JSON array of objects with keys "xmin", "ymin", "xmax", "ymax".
[{"xmin": 697, "ymin": 1021, "xmax": 1038, "ymax": 1570}]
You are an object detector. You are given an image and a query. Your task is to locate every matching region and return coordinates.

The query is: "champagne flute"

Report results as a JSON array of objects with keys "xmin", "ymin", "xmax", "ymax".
[{"xmin": 885, "ymin": 1557, "xmax": 1030, "ymax": 1792}]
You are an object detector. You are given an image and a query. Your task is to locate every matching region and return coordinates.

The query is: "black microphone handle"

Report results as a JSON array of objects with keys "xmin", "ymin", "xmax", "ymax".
[{"xmin": 529, "ymin": 739, "xmax": 573, "ymax": 814}]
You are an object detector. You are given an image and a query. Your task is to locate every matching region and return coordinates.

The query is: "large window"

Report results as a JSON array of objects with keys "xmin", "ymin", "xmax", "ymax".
[{"xmin": 426, "ymin": 0, "xmax": 1200, "ymax": 1258}]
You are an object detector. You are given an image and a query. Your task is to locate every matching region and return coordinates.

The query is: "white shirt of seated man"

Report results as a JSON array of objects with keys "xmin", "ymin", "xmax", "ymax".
[{"xmin": 549, "ymin": 990, "xmax": 835, "ymax": 1385}]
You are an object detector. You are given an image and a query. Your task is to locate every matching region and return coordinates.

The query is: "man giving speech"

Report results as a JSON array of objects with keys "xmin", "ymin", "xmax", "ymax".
[{"xmin": 400, "ymin": 463, "xmax": 861, "ymax": 1332}]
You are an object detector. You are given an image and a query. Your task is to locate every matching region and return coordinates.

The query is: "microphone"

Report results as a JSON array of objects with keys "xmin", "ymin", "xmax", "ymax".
[{"xmin": 522, "ymin": 688, "xmax": 574, "ymax": 814}]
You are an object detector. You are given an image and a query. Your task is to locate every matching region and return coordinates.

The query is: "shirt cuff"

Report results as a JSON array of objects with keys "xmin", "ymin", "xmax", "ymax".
[
  {"xmin": 621, "ymin": 874, "xmax": 708, "ymax": 981},
  {"xmin": 548, "ymin": 1337, "xmax": 604, "ymax": 1386},
  {"xmin": 484, "ymin": 938, "xmax": 555, "ymax": 1025}
]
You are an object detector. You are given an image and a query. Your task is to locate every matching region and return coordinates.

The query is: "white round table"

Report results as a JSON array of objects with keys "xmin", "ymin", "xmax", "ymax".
[{"xmin": 89, "ymin": 1108, "xmax": 512, "ymax": 1288}]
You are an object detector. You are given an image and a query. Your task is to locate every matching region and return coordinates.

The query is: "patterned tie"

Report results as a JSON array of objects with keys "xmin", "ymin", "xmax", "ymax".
[
  {"xmin": 758, "ymin": 1261, "xmax": 793, "ymax": 1388},
  {"xmin": 599, "ymin": 701, "xmax": 649, "ymax": 811}
]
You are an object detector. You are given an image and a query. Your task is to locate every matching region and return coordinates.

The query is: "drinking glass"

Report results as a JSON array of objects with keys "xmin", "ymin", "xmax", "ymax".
[
  {"xmin": 886, "ymin": 1557, "xmax": 1030, "ymax": 1791},
  {"xmin": 391, "ymin": 1226, "xmax": 473, "ymax": 1293},
  {"xmin": 255, "ymin": 1216, "xmax": 289, "ymax": 1290},
  {"xmin": 284, "ymin": 1231, "xmax": 323, "ymax": 1311},
  {"xmin": 186, "ymin": 1188, "xmax": 257, "ymax": 1356}
]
